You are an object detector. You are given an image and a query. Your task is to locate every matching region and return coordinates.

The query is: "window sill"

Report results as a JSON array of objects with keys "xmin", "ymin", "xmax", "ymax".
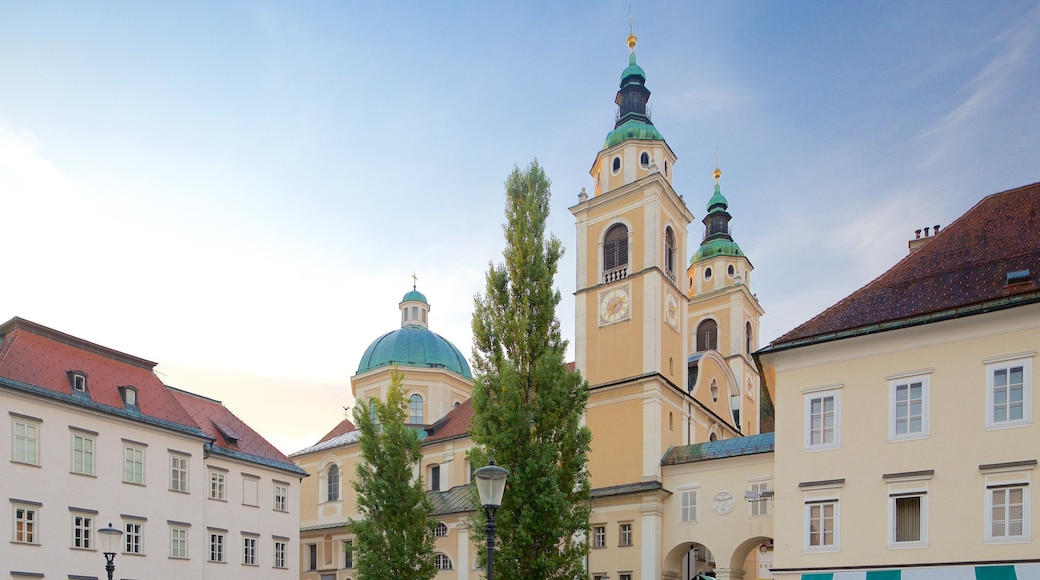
[
  {"xmin": 122, "ymin": 480, "xmax": 146, "ymax": 487},
  {"xmin": 887, "ymin": 541, "xmax": 929, "ymax": 549},
  {"xmin": 804, "ymin": 546, "xmax": 840, "ymax": 553},
  {"xmin": 985, "ymin": 536, "xmax": 1031, "ymax": 545},
  {"xmin": 803, "ymin": 444, "xmax": 841, "ymax": 453},
  {"xmin": 168, "ymin": 488, "xmax": 190, "ymax": 494},
  {"xmin": 985, "ymin": 420, "xmax": 1033, "ymax": 431},
  {"xmin": 208, "ymin": 497, "xmax": 228, "ymax": 502},
  {"xmin": 70, "ymin": 471, "xmax": 97, "ymax": 478},
  {"xmin": 10, "ymin": 461, "xmax": 41, "ymax": 468},
  {"xmin": 11, "ymin": 541, "xmax": 41, "ymax": 546}
]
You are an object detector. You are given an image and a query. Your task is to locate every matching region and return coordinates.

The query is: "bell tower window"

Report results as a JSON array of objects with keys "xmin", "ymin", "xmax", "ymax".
[
  {"xmin": 603, "ymin": 224, "xmax": 629, "ymax": 282},
  {"xmin": 696, "ymin": 319, "xmax": 718, "ymax": 352},
  {"xmin": 612, "ymin": 156, "xmax": 622, "ymax": 174},
  {"xmin": 664, "ymin": 227, "xmax": 676, "ymax": 281},
  {"xmin": 640, "ymin": 152, "xmax": 650, "ymax": 168}
]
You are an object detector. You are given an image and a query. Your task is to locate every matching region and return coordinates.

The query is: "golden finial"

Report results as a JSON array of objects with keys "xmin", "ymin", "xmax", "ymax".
[
  {"xmin": 627, "ymin": 8, "xmax": 637, "ymax": 52},
  {"xmin": 714, "ymin": 148, "xmax": 722, "ymax": 183}
]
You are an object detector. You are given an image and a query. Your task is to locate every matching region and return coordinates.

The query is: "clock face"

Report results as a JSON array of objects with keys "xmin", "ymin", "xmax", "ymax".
[
  {"xmin": 599, "ymin": 287, "xmax": 630, "ymax": 324},
  {"xmin": 664, "ymin": 293, "xmax": 679, "ymax": 329}
]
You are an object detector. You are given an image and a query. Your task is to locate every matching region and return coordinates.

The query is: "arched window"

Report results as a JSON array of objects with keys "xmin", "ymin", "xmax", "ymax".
[
  {"xmin": 640, "ymin": 151, "xmax": 650, "ymax": 167},
  {"xmin": 612, "ymin": 156, "xmax": 621, "ymax": 174},
  {"xmin": 746, "ymin": 322, "xmax": 753, "ymax": 354},
  {"xmin": 435, "ymin": 553, "xmax": 454, "ymax": 570},
  {"xmin": 434, "ymin": 522, "xmax": 449, "ymax": 537},
  {"xmin": 664, "ymin": 227, "xmax": 676, "ymax": 276},
  {"xmin": 409, "ymin": 394, "xmax": 424, "ymax": 424},
  {"xmin": 696, "ymin": 319, "xmax": 718, "ymax": 352},
  {"xmin": 603, "ymin": 224, "xmax": 629, "ymax": 277},
  {"xmin": 326, "ymin": 465, "xmax": 340, "ymax": 502}
]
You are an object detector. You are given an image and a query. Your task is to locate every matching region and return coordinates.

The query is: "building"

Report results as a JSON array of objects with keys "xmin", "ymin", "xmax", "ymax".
[
  {"xmin": 0, "ymin": 316, "xmax": 307, "ymax": 579},
  {"xmin": 757, "ymin": 183, "xmax": 1040, "ymax": 579}
]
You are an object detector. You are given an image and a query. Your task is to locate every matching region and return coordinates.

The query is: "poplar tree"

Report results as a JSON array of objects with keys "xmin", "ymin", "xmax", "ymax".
[
  {"xmin": 470, "ymin": 159, "xmax": 592, "ymax": 580},
  {"xmin": 351, "ymin": 367, "xmax": 436, "ymax": 580}
]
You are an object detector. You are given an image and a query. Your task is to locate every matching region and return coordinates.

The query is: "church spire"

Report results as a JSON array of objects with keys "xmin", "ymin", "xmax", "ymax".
[
  {"xmin": 615, "ymin": 33, "xmax": 652, "ymax": 128},
  {"xmin": 692, "ymin": 163, "xmax": 745, "ymax": 263}
]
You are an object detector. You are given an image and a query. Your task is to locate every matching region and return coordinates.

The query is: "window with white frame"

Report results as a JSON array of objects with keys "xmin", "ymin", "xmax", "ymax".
[
  {"xmin": 274, "ymin": 483, "xmax": 288, "ymax": 512},
  {"xmin": 804, "ymin": 388, "xmax": 840, "ymax": 450},
  {"xmin": 434, "ymin": 553, "xmax": 453, "ymax": 570},
  {"xmin": 123, "ymin": 444, "xmax": 145, "ymax": 484},
  {"xmin": 890, "ymin": 374, "xmax": 929, "ymax": 439},
  {"xmin": 326, "ymin": 465, "xmax": 340, "ymax": 501},
  {"xmin": 805, "ymin": 500, "xmax": 838, "ymax": 550},
  {"xmin": 409, "ymin": 394, "xmax": 424, "ymax": 424},
  {"xmin": 274, "ymin": 539, "xmax": 287, "ymax": 568},
  {"xmin": 890, "ymin": 493, "xmax": 926, "ymax": 545},
  {"xmin": 13, "ymin": 504, "xmax": 38, "ymax": 543},
  {"xmin": 12, "ymin": 416, "xmax": 40, "ymax": 465},
  {"xmin": 71, "ymin": 432, "xmax": 95, "ymax": 475},
  {"xmin": 987, "ymin": 484, "xmax": 1029, "ymax": 541},
  {"xmin": 342, "ymin": 539, "xmax": 354, "ymax": 568},
  {"xmin": 170, "ymin": 526, "xmax": 188, "ymax": 558},
  {"xmin": 592, "ymin": 525, "xmax": 606, "ymax": 548},
  {"xmin": 428, "ymin": 464, "xmax": 441, "ymax": 492},
  {"xmin": 72, "ymin": 512, "xmax": 93, "ymax": 549},
  {"xmin": 124, "ymin": 520, "xmax": 143, "ymax": 554},
  {"xmin": 243, "ymin": 536, "xmax": 258, "ymax": 565},
  {"xmin": 209, "ymin": 531, "xmax": 225, "ymax": 562},
  {"xmin": 170, "ymin": 454, "xmax": 189, "ymax": 492},
  {"xmin": 434, "ymin": 522, "xmax": 448, "ymax": 537},
  {"xmin": 680, "ymin": 489, "xmax": 698, "ymax": 522},
  {"xmin": 619, "ymin": 522, "xmax": 632, "ymax": 546},
  {"xmin": 750, "ymin": 481, "xmax": 771, "ymax": 516},
  {"xmin": 986, "ymin": 357, "xmax": 1032, "ymax": 429},
  {"xmin": 209, "ymin": 470, "xmax": 226, "ymax": 500}
]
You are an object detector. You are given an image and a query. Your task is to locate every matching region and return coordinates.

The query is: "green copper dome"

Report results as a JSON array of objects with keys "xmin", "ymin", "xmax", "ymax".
[
  {"xmin": 620, "ymin": 53, "xmax": 646, "ymax": 84},
  {"xmin": 401, "ymin": 290, "xmax": 428, "ymax": 304},
  {"xmin": 691, "ymin": 238, "xmax": 745, "ymax": 264},
  {"xmin": 604, "ymin": 119, "xmax": 665, "ymax": 149},
  {"xmin": 356, "ymin": 326, "xmax": 472, "ymax": 379},
  {"xmin": 706, "ymin": 183, "xmax": 729, "ymax": 213}
]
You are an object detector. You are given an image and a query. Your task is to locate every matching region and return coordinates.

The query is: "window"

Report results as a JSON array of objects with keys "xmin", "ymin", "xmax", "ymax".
[
  {"xmin": 209, "ymin": 471, "xmax": 226, "ymax": 500},
  {"xmin": 891, "ymin": 494, "xmax": 926, "ymax": 544},
  {"xmin": 72, "ymin": 513, "xmax": 93, "ymax": 548},
  {"xmin": 243, "ymin": 476, "xmax": 259, "ymax": 507},
  {"xmin": 619, "ymin": 523, "xmax": 632, "ymax": 546},
  {"xmin": 680, "ymin": 489, "xmax": 698, "ymax": 522},
  {"xmin": 434, "ymin": 522, "xmax": 448, "ymax": 537},
  {"xmin": 890, "ymin": 375, "xmax": 929, "ymax": 439},
  {"xmin": 611, "ymin": 156, "xmax": 621, "ymax": 174},
  {"xmin": 704, "ymin": 267, "xmax": 713, "ymax": 280},
  {"xmin": 13, "ymin": 505, "xmax": 37, "ymax": 543},
  {"xmin": 409, "ymin": 394, "xmax": 424, "ymax": 424},
  {"xmin": 170, "ymin": 454, "xmax": 189, "ymax": 492},
  {"xmin": 307, "ymin": 543, "xmax": 317, "ymax": 570},
  {"xmin": 745, "ymin": 322, "xmax": 753, "ymax": 354},
  {"xmin": 603, "ymin": 223, "xmax": 629, "ymax": 275},
  {"xmin": 750, "ymin": 482, "xmax": 770, "ymax": 516},
  {"xmin": 124, "ymin": 521, "xmax": 142, "ymax": 554},
  {"xmin": 805, "ymin": 389, "xmax": 840, "ymax": 450},
  {"xmin": 621, "ymin": 574, "xmax": 633, "ymax": 580},
  {"xmin": 986, "ymin": 357, "xmax": 1032, "ymax": 428},
  {"xmin": 326, "ymin": 465, "xmax": 340, "ymax": 501},
  {"xmin": 593, "ymin": 525, "xmax": 606, "ymax": 548},
  {"xmin": 806, "ymin": 501, "xmax": 838, "ymax": 549},
  {"xmin": 123, "ymin": 445, "xmax": 145, "ymax": 484},
  {"xmin": 274, "ymin": 540, "xmax": 287, "ymax": 568},
  {"xmin": 72, "ymin": 373, "xmax": 87, "ymax": 392},
  {"xmin": 274, "ymin": 483, "xmax": 288, "ymax": 512},
  {"xmin": 696, "ymin": 319, "xmax": 717, "ymax": 352},
  {"xmin": 664, "ymin": 226, "xmax": 676, "ymax": 276},
  {"xmin": 243, "ymin": 536, "xmax": 257, "ymax": 565},
  {"xmin": 435, "ymin": 553, "xmax": 453, "ymax": 570},
  {"xmin": 429, "ymin": 464, "xmax": 441, "ymax": 491},
  {"xmin": 988, "ymin": 485, "xmax": 1029, "ymax": 541},
  {"xmin": 71, "ymin": 432, "xmax": 95, "ymax": 475},
  {"xmin": 170, "ymin": 526, "xmax": 188, "ymax": 559},
  {"xmin": 209, "ymin": 532, "xmax": 225, "ymax": 562},
  {"xmin": 343, "ymin": 539, "xmax": 354, "ymax": 568},
  {"xmin": 640, "ymin": 151, "xmax": 650, "ymax": 167},
  {"xmin": 12, "ymin": 417, "xmax": 40, "ymax": 465}
]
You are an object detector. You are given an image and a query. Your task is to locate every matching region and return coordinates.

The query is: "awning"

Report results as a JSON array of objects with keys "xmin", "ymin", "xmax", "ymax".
[{"xmin": 798, "ymin": 564, "xmax": 1028, "ymax": 580}]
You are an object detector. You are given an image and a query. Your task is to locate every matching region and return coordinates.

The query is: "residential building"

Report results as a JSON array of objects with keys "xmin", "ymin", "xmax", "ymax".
[{"xmin": 0, "ymin": 317, "xmax": 306, "ymax": 579}]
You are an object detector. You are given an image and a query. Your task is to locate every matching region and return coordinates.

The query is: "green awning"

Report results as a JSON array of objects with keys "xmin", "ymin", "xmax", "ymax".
[
  {"xmin": 866, "ymin": 571, "xmax": 900, "ymax": 580},
  {"xmin": 976, "ymin": 565, "xmax": 1017, "ymax": 580},
  {"xmin": 801, "ymin": 574, "xmax": 833, "ymax": 580}
]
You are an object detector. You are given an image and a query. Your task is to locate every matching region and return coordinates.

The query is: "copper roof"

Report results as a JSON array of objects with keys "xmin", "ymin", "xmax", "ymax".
[{"xmin": 769, "ymin": 182, "xmax": 1040, "ymax": 348}]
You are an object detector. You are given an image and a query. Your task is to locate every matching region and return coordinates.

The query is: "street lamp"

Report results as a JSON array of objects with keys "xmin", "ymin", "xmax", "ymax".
[
  {"xmin": 473, "ymin": 459, "xmax": 508, "ymax": 580},
  {"xmin": 97, "ymin": 522, "xmax": 122, "ymax": 580}
]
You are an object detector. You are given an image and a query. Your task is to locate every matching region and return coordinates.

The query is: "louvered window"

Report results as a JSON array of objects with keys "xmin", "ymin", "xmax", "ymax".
[{"xmin": 604, "ymin": 224, "xmax": 629, "ymax": 272}]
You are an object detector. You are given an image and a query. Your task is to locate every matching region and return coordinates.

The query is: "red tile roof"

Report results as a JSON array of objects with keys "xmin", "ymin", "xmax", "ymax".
[
  {"xmin": 423, "ymin": 398, "xmax": 473, "ymax": 444},
  {"xmin": 316, "ymin": 418, "xmax": 357, "ymax": 445},
  {"xmin": 771, "ymin": 182, "xmax": 1040, "ymax": 347}
]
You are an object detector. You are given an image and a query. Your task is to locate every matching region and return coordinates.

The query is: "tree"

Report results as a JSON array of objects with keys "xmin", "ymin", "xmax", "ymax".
[
  {"xmin": 351, "ymin": 367, "xmax": 436, "ymax": 580},
  {"xmin": 470, "ymin": 159, "xmax": 592, "ymax": 580}
]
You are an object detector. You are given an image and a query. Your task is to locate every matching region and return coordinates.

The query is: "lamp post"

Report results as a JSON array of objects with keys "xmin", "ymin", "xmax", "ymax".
[
  {"xmin": 473, "ymin": 459, "xmax": 508, "ymax": 580},
  {"xmin": 97, "ymin": 522, "xmax": 122, "ymax": 580}
]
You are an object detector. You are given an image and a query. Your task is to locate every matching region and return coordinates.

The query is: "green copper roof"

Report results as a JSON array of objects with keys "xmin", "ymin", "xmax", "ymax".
[
  {"xmin": 356, "ymin": 326, "xmax": 472, "ymax": 379},
  {"xmin": 401, "ymin": 289, "xmax": 428, "ymax": 304},
  {"xmin": 604, "ymin": 119, "xmax": 665, "ymax": 149},
  {"xmin": 691, "ymin": 238, "xmax": 745, "ymax": 264},
  {"xmin": 706, "ymin": 183, "xmax": 729, "ymax": 213},
  {"xmin": 620, "ymin": 53, "xmax": 645, "ymax": 84}
]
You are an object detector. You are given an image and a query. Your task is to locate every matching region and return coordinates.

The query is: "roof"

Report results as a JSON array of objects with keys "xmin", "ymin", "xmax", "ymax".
[
  {"xmin": 0, "ymin": 317, "xmax": 305, "ymax": 476},
  {"xmin": 169, "ymin": 387, "xmax": 306, "ymax": 476},
  {"xmin": 401, "ymin": 289, "xmax": 428, "ymax": 304},
  {"xmin": 428, "ymin": 484, "xmax": 476, "ymax": 516},
  {"xmin": 769, "ymin": 182, "xmax": 1040, "ymax": 349},
  {"xmin": 290, "ymin": 428, "xmax": 362, "ymax": 457},
  {"xmin": 423, "ymin": 398, "xmax": 473, "ymax": 444},
  {"xmin": 603, "ymin": 119, "xmax": 665, "ymax": 149},
  {"xmin": 356, "ymin": 326, "xmax": 472, "ymax": 379},
  {"xmin": 691, "ymin": 238, "xmax": 745, "ymax": 264},
  {"xmin": 661, "ymin": 432, "xmax": 775, "ymax": 466},
  {"xmin": 620, "ymin": 52, "xmax": 646, "ymax": 84},
  {"xmin": 317, "ymin": 418, "xmax": 358, "ymax": 444}
]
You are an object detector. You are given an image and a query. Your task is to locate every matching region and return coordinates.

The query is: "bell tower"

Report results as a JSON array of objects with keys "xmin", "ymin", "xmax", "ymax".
[{"xmin": 570, "ymin": 34, "xmax": 694, "ymax": 490}]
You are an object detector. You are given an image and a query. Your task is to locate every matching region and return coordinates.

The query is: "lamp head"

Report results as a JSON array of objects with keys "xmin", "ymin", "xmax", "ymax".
[
  {"xmin": 97, "ymin": 522, "xmax": 123, "ymax": 554},
  {"xmin": 472, "ymin": 459, "xmax": 509, "ymax": 508}
]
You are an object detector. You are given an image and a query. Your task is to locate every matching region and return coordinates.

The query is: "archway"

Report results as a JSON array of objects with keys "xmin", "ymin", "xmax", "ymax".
[{"xmin": 663, "ymin": 541, "xmax": 716, "ymax": 580}]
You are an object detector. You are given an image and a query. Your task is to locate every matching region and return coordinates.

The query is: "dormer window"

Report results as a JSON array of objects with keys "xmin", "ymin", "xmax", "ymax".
[
  {"xmin": 67, "ymin": 371, "xmax": 89, "ymax": 395},
  {"xmin": 118, "ymin": 386, "xmax": 139, "ymax": 409}
]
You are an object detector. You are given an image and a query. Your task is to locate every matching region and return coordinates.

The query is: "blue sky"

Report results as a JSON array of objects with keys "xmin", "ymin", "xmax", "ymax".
[{"xmin": 3, "ymin": 1, "xmax": 1039, "ymax": 453}]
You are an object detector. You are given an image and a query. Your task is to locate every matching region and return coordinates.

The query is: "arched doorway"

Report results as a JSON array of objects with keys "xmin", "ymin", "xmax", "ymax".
[{"xmin": 663, "ymin": 541, "xmax": 716, "ymax": 580}]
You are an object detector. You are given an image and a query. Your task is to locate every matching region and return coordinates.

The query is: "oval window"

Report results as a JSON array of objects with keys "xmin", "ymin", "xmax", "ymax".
[
  {"xmin": 704, "ymin": 267, "xmax": 713, "ymax": 280},
  {"xmin": 612, "ymin": 156, "xmax": 621, "ymax": 174}
]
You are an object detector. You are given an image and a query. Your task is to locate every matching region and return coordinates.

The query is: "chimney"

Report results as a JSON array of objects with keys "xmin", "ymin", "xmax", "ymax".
[{"xmin": 908, "ymin": 225, "xmax": 936, "ymax": 255}]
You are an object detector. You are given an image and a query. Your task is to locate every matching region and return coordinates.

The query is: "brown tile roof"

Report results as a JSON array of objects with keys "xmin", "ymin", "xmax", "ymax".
[
  {"xmin": 771, "ymin": 182, "xmax": 1040, "ymax": 348},
  {"xmin": 423, "ymin": 398, "xmax": 473, "ymax": 444},
  {"xmin": 317, "ymin": 418, "xmax": 358, "ymax": 445}
]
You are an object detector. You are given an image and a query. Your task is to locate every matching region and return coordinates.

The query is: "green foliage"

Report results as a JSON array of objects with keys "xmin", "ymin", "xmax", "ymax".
[
  {"xmin": 351, "ymin": 367, "xmax": 436, "ymax": 580},
  {"xmin": 470, "ymin": 159, "xmax": 592, "ymax": 580}
]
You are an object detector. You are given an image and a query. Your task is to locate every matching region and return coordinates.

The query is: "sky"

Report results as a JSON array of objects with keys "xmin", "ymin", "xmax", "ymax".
[{"xmin": 2, "ymin": 1, "xmax": 1039, "ymax": 455}]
